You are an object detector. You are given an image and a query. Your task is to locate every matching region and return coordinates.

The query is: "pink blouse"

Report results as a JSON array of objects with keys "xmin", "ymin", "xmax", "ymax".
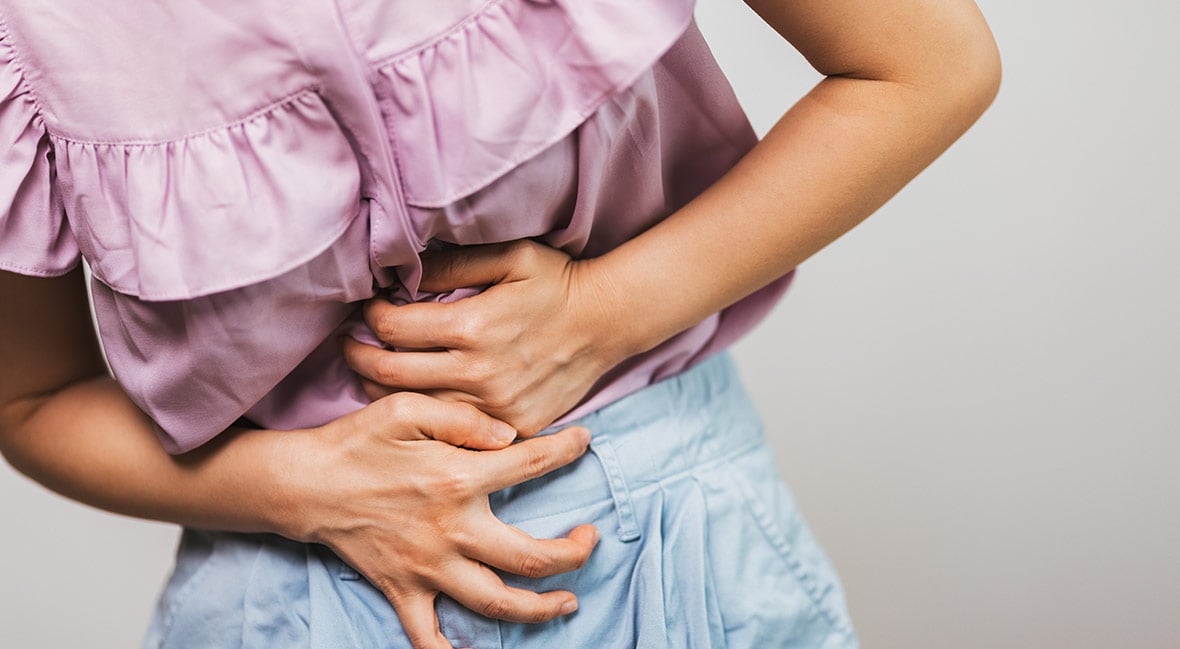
[{"xmin": 0, "ymin": 0, "xmax": 794, "ymax": 453}]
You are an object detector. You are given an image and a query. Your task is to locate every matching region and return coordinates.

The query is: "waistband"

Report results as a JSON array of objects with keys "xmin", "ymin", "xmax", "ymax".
[
  {"xmin": 187, "ymin": 351, "xmax": 769, "ymax": 582},
  {"xmin": 488, "ymin": 351, "xmax": 768, "ymax": 532}
]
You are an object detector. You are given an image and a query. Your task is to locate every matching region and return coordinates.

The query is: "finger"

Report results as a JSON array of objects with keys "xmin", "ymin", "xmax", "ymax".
[
  {"xmin": 410, "ymin": 389, "xmax": 538, "ymax": 440},
  {"xmin": 342, "ymin": 336, "xmax": 472, "ymax": 391},
  {"xmin": 439, "ymin": 561, "xmax": 580, "ymax": 624},
  {"xmin": 462, "ymin": 523, "xmax": 599, "ymax": 579},
  {"xmin": 387, "ymin": 592, "xmax": 457, "ymax": 649},
  {"xmin": 358, "ymin": 382, "xmax": 472, "ymax": 411},
  {"xmin": 474, "ymin": 426, "xmax": 592, "ymax": 493},
  {"xmin": 364, "ymin": 298, "xmax": 468, "ymax": 349},
  {"xmin": 359, "ymin": 378, "xmax": 396, "ymax": 402},
  {"xmin": 419, "ymin": 242, "xmax": 524, "ymax": 293},
  {"xmin": 366, "ymin": 386, "xmax": 494, "ymax": 418},
  {"xmin": 369, "ymin": 392, "xmax": 517, "ymax": 449}
]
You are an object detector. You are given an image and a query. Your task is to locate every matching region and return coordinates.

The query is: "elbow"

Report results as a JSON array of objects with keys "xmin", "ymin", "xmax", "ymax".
[
  {"xmin": 0, "ymin": 423, "xmax": 27, "ymax": 479},
  {"xmin": 0, "ymin": 395, "xmax": 50, "ymax": 476},
  {"xmin": 955, "ymin": 26, "xmax": 1003, "ymax": 122},
  {"xmin": 0, "ymin": 400, "xmax": 33, "ymax": 472},
  {"xmin": 932, "ymin": 11, "xmax": 1003, "ymax": 129}
]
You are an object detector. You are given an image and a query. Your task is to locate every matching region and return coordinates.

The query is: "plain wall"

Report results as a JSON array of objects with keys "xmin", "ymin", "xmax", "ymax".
[{"xmin": 2, "ymin": 1, "xmax": 1178, "ymax": 647}]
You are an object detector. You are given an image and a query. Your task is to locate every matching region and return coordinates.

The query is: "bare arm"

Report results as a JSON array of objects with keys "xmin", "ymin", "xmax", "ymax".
[
  {"xmin": 0, "ymin": 268, "xmax": 598, "ymax": 649},
  {"xmin": 594, "ymin": 0, "xmax": 1002, "ymax": 354},
  {"xmin": 343, "ymin": 0, "xmax": 1002, "ymax": 433},
  {"xmin": 0, "ymin": 270, "xmax": 301, "ymax": 530}
]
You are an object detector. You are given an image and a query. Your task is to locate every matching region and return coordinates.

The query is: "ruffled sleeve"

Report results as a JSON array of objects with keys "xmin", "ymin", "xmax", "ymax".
[
  {"xmin": 0, "ymin": 36, "xmax": 79, "ymax": 277},
  {"xmin": 374, "ymin": 0, "xmax": 698, "ymax": 209},
  {"xmin": 53, "ymin": 90, "xmax": 365, "ymax": 301}
]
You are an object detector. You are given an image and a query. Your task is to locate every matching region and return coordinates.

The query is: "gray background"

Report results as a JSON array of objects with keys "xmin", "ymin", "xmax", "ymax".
[{"xmin": 2, "ymin": 1, "xmax": 1178, "ymax": 647}]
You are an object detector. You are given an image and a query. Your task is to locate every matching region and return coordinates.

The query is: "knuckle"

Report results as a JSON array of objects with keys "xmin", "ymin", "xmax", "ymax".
[
  {"xmin": 373, "ymin": 356, "xmax": 401, "ymax": 385},
  {"xmin": 454, "ymin": 400, "xmax": 482, "ymax": 423},
  {"xmin": 441, "ymin": 310, "xmax": 471, "ymax": 346},
  {"xmin": 479, "ymin": 597, "xmax": 513, "ymax": 620},
  {"xmin": 373, "ymin": 578, "xmax": 398, "ymax": 601},
  {"xmin": 362, "ymin": 380, "xmax": 393, "ymax": 402},
  {"xmin": 466, "ymin": 310, "xmax": 493, "ymax": 338},
  {"xmin": 437, "ymin": 463, "xmax": 478, "ymax": 497},
  {"xmin": 367, "ymin": 396, "xmax": 397, "ymax": 426},
  {"xmin": 450, "ymin": 314, "xmax": 481, "ymax": 349},
  {"xmin": 497, "ymin": 402, "xmax": 525, "ymax": 425},
  {"xmin": 446, "ymin": 525, "xmax": 477, "ymax": 551},
  {"xmin": 463, "ymin": 359, "xmax": 493, "ymax": 386},
  {"xmin": 519, "ymin": 445, "xmax": 552, "ymax": 481},
  {"xmin": 381, "ymin": 391, "xmax": 415, "ymax": 416},
  {"xmin": 464, "ymin": 408, "xmax": 498, "ymax": 440},
  {"xmin": 481, "ymin": 387, "xmax": 513, "ymax": 412},
  {"xmin": 371, "ymin": 310, "xmax": 397, "ymax": 342},
  {"xmin": 506, "ymin": 240, "xmax": 538, "ymax": 265},
  {"xmin": 516, "ymin": 552, "xmax": 551, "ymax": 579}
]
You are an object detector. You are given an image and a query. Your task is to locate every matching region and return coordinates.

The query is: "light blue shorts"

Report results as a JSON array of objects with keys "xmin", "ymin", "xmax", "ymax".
[{"xmin": 142, "ymin": 352, "xmax": 859, "ymax": 648}]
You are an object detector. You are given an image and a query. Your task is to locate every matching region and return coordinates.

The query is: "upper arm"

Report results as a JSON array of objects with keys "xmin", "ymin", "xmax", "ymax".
[
  {"xmin": 0, "ymin": 268, "xmax": 107, "ymax": 430},
  {"xmin": 742, "ymin": 0, "xmax": 1001, "ymax": 92}
]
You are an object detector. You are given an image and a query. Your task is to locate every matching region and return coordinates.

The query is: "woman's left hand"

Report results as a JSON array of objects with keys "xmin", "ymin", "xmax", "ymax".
[{"xmin": 342, "ymin": 240, "xmax": 635, "ymax": 437}]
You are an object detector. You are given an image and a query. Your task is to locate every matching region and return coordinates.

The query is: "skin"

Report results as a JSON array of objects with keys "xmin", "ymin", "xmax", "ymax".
[
  {"xmin": 0, "ymin": 2, "xmax": 1000, "ymax": 648},
  {"xmin": 348, "ymin": 0, "xmax": 1005, "ymax": 437}
]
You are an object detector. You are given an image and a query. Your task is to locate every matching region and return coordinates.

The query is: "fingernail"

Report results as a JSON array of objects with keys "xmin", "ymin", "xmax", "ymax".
[
  {"xmin": 591, "ymin": 527, "xmax": 600, "ymax": 546},
  {"xmin": 576, "ymin": 427, "xmax": 591, "ymax": 446},
  {"xmin": 492, "ymin": 422, "xmax": 517, "ymax": 444},
  {"xmin": 560, "ymin": 599, "xmax": 579, "ymax": 616}
]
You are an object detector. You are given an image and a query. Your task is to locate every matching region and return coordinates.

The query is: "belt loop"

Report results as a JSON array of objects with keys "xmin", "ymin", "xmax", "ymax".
[{"xmin": 589, "ymin": 435, "xmax": 642, "ymax": 543}]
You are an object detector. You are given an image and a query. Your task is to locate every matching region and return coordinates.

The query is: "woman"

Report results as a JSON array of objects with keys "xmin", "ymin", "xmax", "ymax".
[{"xmin": 0, "ymin": 0, "xmax": 1000, "ymax": 647}]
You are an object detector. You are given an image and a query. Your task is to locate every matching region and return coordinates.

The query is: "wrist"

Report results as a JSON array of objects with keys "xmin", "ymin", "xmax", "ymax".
[
  {"xmin": 571, "ymin": 253, "xmax": 693, "ymax": 364},
  {"xmin": 568, "ymin": 256, "xmax": 654, "ymax": 369},
  {"xmin": 250, "ymin": 425, "xmax": 329, "ymax": 543}
]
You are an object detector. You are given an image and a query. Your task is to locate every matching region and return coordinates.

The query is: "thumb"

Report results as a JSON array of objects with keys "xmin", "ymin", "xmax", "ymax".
[
  {"xmin": 419, "ymin": 242, "xmax": 523, "ymax": 292},
  {"xmin": 363, "ymin": 392, "xmax": 518, "ymax": 450}
]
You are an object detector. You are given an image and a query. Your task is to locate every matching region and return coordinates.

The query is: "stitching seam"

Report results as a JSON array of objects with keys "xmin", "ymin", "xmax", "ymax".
[
  {"xmin": 0, "ymin": 258, "xmax": 79, "ymax": 277},
  {"xmin": 382, "ymin": 5, "xmax": 695, "ymax": 207},
  {"xmin": 48, "ymin": 87, "xmax": 320, "ymax": 147},
  {"xmin": 496, "ymin": 441, "xmax": 764, "ymax": 526},
  {"xmin": 368, "ymin": 0, "xmax": 506, "ymax": 70}
]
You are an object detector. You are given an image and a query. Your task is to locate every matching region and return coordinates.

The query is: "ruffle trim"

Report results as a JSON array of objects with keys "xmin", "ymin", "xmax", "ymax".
[
  {"xmin": 5, "ymin": 0, "xmax": 696, "ymax": 298},
  {"xmin": 0, "ymin": 26, "xmax": 81, "ymax": 277},
  {"xmin": 51, "ymin": 89, "xmax": 365, "ymax": 301},
  {"xmin": 376, "ymin": 0, "xmax": 697, "ymax": 207}
]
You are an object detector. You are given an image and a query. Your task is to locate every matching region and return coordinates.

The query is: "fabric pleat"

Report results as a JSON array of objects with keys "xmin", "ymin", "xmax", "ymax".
[
  {"xmin": 374, "ymin": 0, "xmax": 695, "ymax": 207},
  {"xmin": 0, "ymin": 26, "xmax": 79, "ymax": 277},
  {"xmin": 53, "ymin": 90, "xmax": 364, "ymax": 301},
  {"xmin": 142, "ymin": 354, "xmax": 859, "ymax": 648},
  {"xmin": 0, "ymin": 0, "xmax": 794, "ymax": 462}
]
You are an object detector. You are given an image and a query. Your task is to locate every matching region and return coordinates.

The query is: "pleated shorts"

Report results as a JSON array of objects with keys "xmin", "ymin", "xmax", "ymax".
[{"xmin": 142, "ymin": 352, "xmax": 859, "ymax": 648}]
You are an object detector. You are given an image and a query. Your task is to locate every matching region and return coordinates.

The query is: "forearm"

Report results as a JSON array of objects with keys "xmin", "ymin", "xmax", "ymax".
[
  {"xmin": 590, "ymin": 3, "xmax": 1001, "ymax": 358},
  {"xmin": 0, "ymin": 341, "xmax": 602, "ymax": 636},
  {"xmin": 0, "ymin": 376, "xmax": 303, "ymax": 537}
]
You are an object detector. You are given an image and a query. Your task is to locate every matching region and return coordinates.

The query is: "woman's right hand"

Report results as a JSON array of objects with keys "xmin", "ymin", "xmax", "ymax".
[
  {"xmin": 1, "ymin": 269, "xmax": 596, "ymax": 649},
  {"xmin": 280, "ymin": 392, "xmax": 600, "ymax": 649}
]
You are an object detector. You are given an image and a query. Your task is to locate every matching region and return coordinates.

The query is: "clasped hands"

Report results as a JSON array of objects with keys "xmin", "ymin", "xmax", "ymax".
[{"xmin": 288, "ymin": 240, "xmax": 636, "ymax": 649}]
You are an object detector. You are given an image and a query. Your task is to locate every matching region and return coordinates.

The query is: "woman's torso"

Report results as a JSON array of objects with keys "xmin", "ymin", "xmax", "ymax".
[{"xmin": 0, "ymin": 0, "xmax": 794, "ymax": 452}]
